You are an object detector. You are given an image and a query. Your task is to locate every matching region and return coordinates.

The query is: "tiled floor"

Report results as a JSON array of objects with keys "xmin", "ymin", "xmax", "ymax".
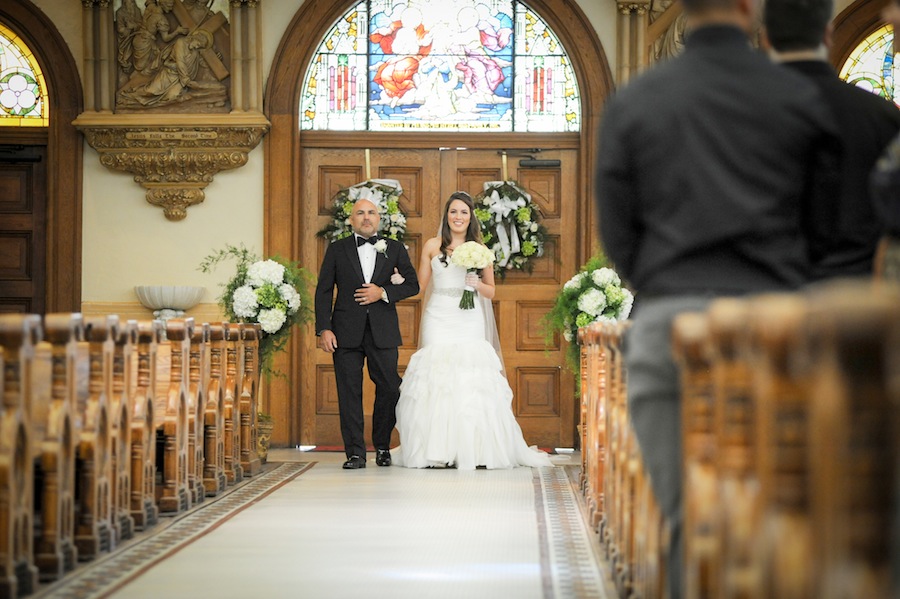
[{"xmin": 36, "ymin": 450, "xmax": 616, "ymax": 599}]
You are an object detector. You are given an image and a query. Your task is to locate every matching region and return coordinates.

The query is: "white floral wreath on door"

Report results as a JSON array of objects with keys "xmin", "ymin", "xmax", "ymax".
[
  {"xmin": 474, "ymin": 181, "xmax": 547, "ymax": 277},
  {"xmin": 317, "ymin": 178, "xmax": 408, "ymax": 243}
]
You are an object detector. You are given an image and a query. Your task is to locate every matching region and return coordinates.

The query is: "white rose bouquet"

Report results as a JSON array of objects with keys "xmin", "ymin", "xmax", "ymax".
[
  {"xmin": 450, "ymin": 241, "xmax": 496, "ymax": 310},
  {"xmin": 543, "ymin": 254, "xmax": 633, "ymax": 375},
  {"xmin": 200, "ymin": 243, "xmax": 313, "ymax": 376}
]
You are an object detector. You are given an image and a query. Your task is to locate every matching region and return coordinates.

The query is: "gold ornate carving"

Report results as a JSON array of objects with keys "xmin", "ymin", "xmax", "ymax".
[
  {"xmin": 73, "ymin": 113, "xmax": 269, "ymax": 221},
  {"xmin": 617, "ymin": 0, "xmax": 652, "ymax": 14}
]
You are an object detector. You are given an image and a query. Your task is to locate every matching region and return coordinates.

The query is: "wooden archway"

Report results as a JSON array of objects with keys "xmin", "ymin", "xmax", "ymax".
[
  {"xmin": 831, "ymin": 0, "xmax": 889, "ymax": 69},
  {"xmin": 263, "ymin": 0, "xmax": 614, "ymax": 446},
  {"xmin": 0, "ymin": 0, "xmax": 84, "ymax": 312}
]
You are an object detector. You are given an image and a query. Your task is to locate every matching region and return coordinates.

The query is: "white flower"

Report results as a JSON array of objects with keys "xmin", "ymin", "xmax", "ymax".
[
  {"xmin": 530, "ymin": 223, "xmax": 538, "ymax": 232},
  {"xmin": 373, "ymin": 239, "xmax": 388, "ymax": 256},
  {"xmin": 232, "ymin": 285, "xmax": 259, "ymax": 318},
  {"xmin": 247, "ymin": 259, "xmax": 285, "ymax": 287},
  {"xmin": 279, "ymin": 283, "xmax": 301, "ymax": 313},
  {"xmin": 564, "ymin": 272, "xmax": 587, "ymax": 291},
  {"xmin": 390, "ymin": 213, "xmax": 400, "ymax": 223},
  {"xmin": 451, "ymin": 241, "xmax": 495, "ymax": 270},
  {"xmin": 350, "ymin": 186, "xmax": 384, "ymax": 207},
  {"xmin": 563, "ymin": 329, "xmax": 574, "ymax": 342},
  {"xmin": 577, "ymin": 288, "xmax": 607, "ymax": 317},
  {"xmin": 591, "ymin": 267, "xmax": 621, "ymax": 288},
  {"xmin": 617, "ymin": 289, "xmax": 634, "ymax": 320},
  {"xmin": 257, "ymin": 307, "xmax": 287, "ymax": 334}
]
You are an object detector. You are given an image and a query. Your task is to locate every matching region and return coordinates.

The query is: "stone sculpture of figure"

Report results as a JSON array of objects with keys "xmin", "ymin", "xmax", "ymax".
[
  {"xmin": 118, "ymin": 29, "xmax": 226, "ymax": 108},
  {"xmin": 651, "ymin": 0, "xmax": 687, "ymax": 62},
  {"xmin": 130, "ymin": 0, "xmax": 188, "ymax": 76},
  {"xmin": 115, "ymin": 0, "xmax": 143, "ymax": 76},
  {"xmin": 183, "ymin": 0, "xmax": 214, "ymax": 26}
]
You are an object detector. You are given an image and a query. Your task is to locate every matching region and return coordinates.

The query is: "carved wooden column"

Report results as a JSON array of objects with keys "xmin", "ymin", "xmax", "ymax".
[
  {"xmin": 616, "ymin": 0, "xmax": 651, "ymax": 85},
  {"xmin": 74, "ymin": 0, "xmax": 269, "ymax": 220}
]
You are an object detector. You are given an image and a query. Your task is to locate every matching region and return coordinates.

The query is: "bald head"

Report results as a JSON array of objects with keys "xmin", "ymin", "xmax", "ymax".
[{"xmin": 349, "ymin": 198, "xmax": 380, "ymax": 239}]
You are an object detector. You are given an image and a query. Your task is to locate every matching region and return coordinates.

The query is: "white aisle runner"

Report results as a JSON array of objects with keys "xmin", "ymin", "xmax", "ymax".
[{"xmin": 39, "ymin": 452, "xmax": 612, "ymax": 599}]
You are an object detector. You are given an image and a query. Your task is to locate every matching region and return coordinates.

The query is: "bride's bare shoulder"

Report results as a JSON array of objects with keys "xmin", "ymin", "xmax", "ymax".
[{"xmin": 422, "ymin": 236, "xmax": 441, "ymax": 256}]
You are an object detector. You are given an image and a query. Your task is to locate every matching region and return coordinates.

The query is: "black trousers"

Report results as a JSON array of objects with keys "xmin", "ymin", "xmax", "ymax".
[{"xmin": 332, "ymin": 318, "xmax": 400, "ymax": 458}]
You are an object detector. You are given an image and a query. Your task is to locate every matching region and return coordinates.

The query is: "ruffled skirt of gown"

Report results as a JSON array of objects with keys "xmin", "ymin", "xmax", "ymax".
[{"xmin": 392, "ymin": 335, "xmax": 552, "ymax": 470}]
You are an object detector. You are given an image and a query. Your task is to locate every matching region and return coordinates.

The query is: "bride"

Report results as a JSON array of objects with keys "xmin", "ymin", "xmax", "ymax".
[{"xmin": 390, "ymin": 191, "xmax": 552, "ymax": 470}]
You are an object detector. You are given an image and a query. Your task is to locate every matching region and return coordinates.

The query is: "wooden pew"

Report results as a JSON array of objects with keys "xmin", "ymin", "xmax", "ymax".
[
  {"xmin": 745, "ymin": 295, "xmax": 813, "ymax": 599},
  {"xmin": 186, "ymin": 322, "xmax": 208, "ymax": 505},
  {"xmin": 33, "ymin": 314, "xmax": 81, "ymax": 580},
  {"xmin": 239, "ymin": 324, "xmax": 261, "ymax": 477},
  {"xmin": 222, "ymin": 324, "xmax": 244, "ymax": 485},
  {"xmin": 806, "ymin": 285, "xmax": 900, "ymax": 599},
  {"xmin": 130, "ymin": 321, "xmax": 158, "ymax": 530},
  {"xmin": 203, "ymin": 324, "xmax": 227, "ymax": 496},
  {"xmin": 0, "ymin": 314, "xmax": 40, "ymax": 597},
  {"xmin": 578, "ymin": 327, "xmax": 590, "ymax": 495},
  {"xmin": 582, "ymin": 323, "xmax": 606, "ymax": 532},
  {"xmin": 673, "ymin": 311, "xmax": 719, "ymax": 599},
  {"xmin": 707, "ymin": 298, "xmax": 762, "ymax": 598},
  {"xmin": 74, "ymin": 316, "xmax": 116, "ymax": 560},
  {"xmin": 109, "ymin": 319, "xmax": 135, "ymax": 542},
  {"xmin": 603, "ymin": 323, "xmax": 625, "ymax": 578},
  {"xmin": 155, "ymin": 319, "xmax": 191, "ymax": 514}
]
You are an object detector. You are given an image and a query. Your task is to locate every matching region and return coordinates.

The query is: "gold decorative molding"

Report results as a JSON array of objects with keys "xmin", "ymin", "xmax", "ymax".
[{"xmin": 73, "ymin": 112, "xmax": 269, "ymax": 220}]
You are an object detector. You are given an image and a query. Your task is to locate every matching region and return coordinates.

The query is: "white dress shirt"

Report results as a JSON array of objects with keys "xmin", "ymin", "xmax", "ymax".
[{"xmin": 355, "ymin": 234, "xmax": 377, "ymax": 283}]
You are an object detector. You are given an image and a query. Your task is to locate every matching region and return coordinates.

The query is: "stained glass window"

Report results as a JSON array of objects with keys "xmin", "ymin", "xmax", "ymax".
[
  {"xmin": 839, "ymin": 25, "xmax": 897, "ymax": 106},
  {"xmin": 0, "ymin": 22, "xmax": 48, "ymax": 127},
  {"xmin": 301, "ymin": 1, "xmax": 580, "ymax": 132}
]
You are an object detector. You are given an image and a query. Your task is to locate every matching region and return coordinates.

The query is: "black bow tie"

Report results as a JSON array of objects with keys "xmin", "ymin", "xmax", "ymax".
[{"xmin": 356, "ymin": 236, "xmax": 377, "ymax": 247}]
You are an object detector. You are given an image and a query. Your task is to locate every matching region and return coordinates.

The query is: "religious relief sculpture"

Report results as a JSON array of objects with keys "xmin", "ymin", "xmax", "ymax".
[
  {"xmin": 77, "ymin": 0, "xmax": 267, "ymax": 220},
  {"xmin": 114, "ymin": 0, "xmax": 230, "ymax": 112},
  {"xmin": 650, "ymin": 0, "xmax": 686, "ymax": 63}
]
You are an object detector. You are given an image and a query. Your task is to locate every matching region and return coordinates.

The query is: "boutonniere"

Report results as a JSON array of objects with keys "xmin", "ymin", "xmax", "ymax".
[{"xmin": 373, "ymin": 238, "xmax": 388, "ymax": 257}]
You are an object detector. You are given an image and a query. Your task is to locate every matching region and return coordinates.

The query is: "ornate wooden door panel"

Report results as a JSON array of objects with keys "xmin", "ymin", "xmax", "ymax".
[
  {"xmin": 301, "ymin": 146, "xmax": 577, "ymax": 449},
  {"xmin": 0, "ymin": 144, "xmax": 47, "ymax": 314}
]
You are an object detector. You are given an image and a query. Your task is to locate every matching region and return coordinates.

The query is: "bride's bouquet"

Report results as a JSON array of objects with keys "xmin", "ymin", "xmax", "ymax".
[{"xmin": 450, "ymin": 241, "xmax": 495, "ymax": 310}]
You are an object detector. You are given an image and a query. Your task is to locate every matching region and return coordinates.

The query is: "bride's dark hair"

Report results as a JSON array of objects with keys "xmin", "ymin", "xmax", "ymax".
[{"xmin": 439, "ymin": 191, "xmax": 483, "ymax": 266}]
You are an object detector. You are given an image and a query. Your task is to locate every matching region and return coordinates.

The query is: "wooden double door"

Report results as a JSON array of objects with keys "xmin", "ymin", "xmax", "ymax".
[
  {"xmin": 0, "ymin": 142, "xmax": 47, "ymax": 314},
  {"xmin": 300, "ymin": 145, "xmax": 579, "ymax": 449}
]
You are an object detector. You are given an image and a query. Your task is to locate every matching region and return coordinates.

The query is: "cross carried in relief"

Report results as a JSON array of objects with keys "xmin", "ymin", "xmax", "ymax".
[{"xmin": 170, "ymin": 0, "xmax": 230, "ymax": 81}]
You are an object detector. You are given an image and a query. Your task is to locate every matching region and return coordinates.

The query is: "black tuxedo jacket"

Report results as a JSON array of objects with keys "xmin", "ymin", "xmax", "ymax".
[
  {"xmin": 314, "ymin": 236, "xmax": 419, "ymax": 348},
  {"xmin": 784, "ymin": 60, "xmax": 900, "ymax": 278}
]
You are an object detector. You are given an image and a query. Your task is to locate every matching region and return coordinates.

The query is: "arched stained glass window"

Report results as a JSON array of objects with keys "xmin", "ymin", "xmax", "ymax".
[
  {"xmin": 301, "ymin": 1, "xmax": 580, "ymax": 132},
  {"xmin": 839, "ymin": 25, "xmax": 897, "ymax": 106},
  {"xmin": 0, "ymin": 22, "xmax": 48, "ymax": 127}
]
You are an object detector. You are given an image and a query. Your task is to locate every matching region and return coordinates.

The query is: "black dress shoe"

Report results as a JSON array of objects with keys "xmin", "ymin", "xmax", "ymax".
[
  {"xmin": 375, "ymin": 449, "xmax": 392, "ymax": 467},
  {"xmin": 342, "ymin": 455, "xmax": 366, "ymax": 469}
]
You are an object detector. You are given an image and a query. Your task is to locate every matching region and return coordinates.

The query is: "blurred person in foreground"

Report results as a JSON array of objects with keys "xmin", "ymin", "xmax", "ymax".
[
  {"xmin": 870, "ymin": 0, "xmax": 900, "ymax": 281},
  {"xmin": 764, "ymin": 0, "xmax": 900, "ymax": 279},
  {"xmin": 594, "ymin": 0, "xmax": 841, "ymax": 595}
]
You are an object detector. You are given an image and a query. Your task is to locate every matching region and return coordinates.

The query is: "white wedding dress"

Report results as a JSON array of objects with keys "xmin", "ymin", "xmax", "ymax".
[{"xmin": 392, "ymin": 255, "xmax": 553, "ymax": 470}]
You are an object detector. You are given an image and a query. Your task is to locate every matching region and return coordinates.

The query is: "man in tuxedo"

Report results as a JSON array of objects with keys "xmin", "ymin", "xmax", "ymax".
[
  {"xmin": 595, "ymin": 0, "xmax": 840, "ymax": 595},
  {"xmin": 315, "ymin": 198, "xmax": 419, "ymax": 469},
  {"xmin": 764, "ymin": 0, "xmax": 900, "ymax": 279}
]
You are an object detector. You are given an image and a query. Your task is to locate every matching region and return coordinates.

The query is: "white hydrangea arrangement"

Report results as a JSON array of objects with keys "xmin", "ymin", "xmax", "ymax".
[
  {"xmin": 200, "ymin": 244, "xmax": 312, "ymax": 375},
  {"xmin": 317, "ymin": 179, "xmax": 407, "ymax": 243},
  {"xmin": 473, "ymin": 181, "xmax": 547, "ymax": 278},
  {"xmin": 544, "ymin": 255, "xmax": 633, "ymax": 373},
  {"xmin": 449, "ymin": 241, "xmax": 496, "ymax": 310}
]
